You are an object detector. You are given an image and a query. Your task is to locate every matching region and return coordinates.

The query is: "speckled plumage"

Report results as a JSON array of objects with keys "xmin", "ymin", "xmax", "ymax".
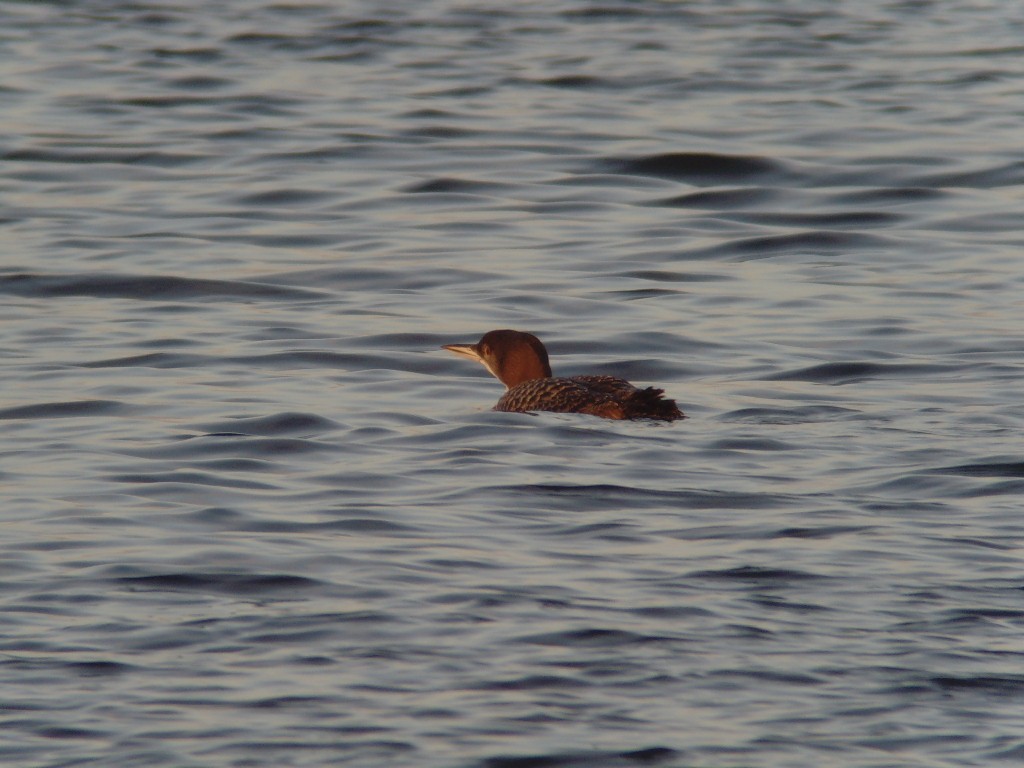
[
  {"xmin": 443, "ymin": 330, "xmax": 684, "ymax": 422},
  {"xmin": 496, "ymin": 375, "xmax": 682, "ymax": 421}
]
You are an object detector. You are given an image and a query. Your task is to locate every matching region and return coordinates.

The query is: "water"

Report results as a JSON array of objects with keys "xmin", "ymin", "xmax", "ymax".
[{"xmin": 2, "ymin": 1, "xmax": 1023, "ymax": 766}]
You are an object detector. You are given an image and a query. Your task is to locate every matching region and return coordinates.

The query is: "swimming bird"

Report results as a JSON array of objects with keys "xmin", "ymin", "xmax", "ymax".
[{"xmin": 442, "ymin": 329, "xmax": 683, "ymax": 421}]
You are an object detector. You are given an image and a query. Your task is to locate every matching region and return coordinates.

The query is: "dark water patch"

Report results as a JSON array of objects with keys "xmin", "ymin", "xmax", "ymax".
[
  {"xmin": 652, "ymin": 186, "xmax": 778, "ymax": 208},
  {"xmin": 234, "ymin": 188, "xmax": 333, "ymax": 206},
  {"xmin": 189, "ymin": 458, "xmax": 282, "ymax": 473},
  {"xmin": 929, "ymin": 210, "xmax": 1024, "ymax": 233},
  {"xmin": 609, "ymin": 269, "xmax": 730, "ymax": 283},
  {"xmin": 403, "ymin": 124, "xmax": 482, "ymax": 139},
  {"xmin": 711, "ymin": 668, "xmax": 823, "ymax": 685},
  {"xmin": 752, "ymin": 596, "xmax": 831, "ymax": 614},
  {"xmin": 184, "ymin": 506, "xmax": 247, "ymax": 525},
  {"xmin": 246, "ymin": 695, "xmax": 336, "ymax": 711},
  {"xmin": 168, "ymin": 74, "xmax": 234, "ymax": 90},
  {"xmin": 825, "ymin": 186, "xmax": 947, "ymax": 205},
  {"xmin": 118, "ymin": 572, "xmax": 324, "ymax": 596},
  {"xmin": 346, "ymin": 412, "xmax": 440, "ymax": 430},
  {"xmin": 732, "ymin": 210, "xmax": 903, "ymax": 228},
  {"xmin": 949, "ymin": 479, "xmax": 1024, "ymax": 498},
  {"xmin": 479, "ymin": 746, "xmax": 679, "ymax": 768},
  {"xmin": 35, "ymin": 726, "xmax": 109, "ymax": 740},
  {"xmin": 599, "ymin": 287, "xmax": 685, "ymax": 300},
  {"xmin": 603, "ymin": 152, "xmax": 787, "ymax": 184},
  {"xmin": 214, "ymin": 739, "xmax": 416, "ymax": 757},
  {"xmin": 0, "ymin": 272, "xmax": 326, "ymax": 301},
  {"xmin": 261, "ymin": 144, "xmax": 373, "ymax": 163},
  {"xmin": 930, "ymin": 460, "xmax": 1024, "ymax": 477},
  {"xmin": 229, "ymin": 232, "xmax": 350, "ymax": 248},
  {"xmin": 913, "ymin": 159, "xmax": 1024, "ymax": 189},
  {"xmin": 395, "ymin": 422, "xmax": 517, "ymax": 445},
  {"xmin": 422, "ymin": 557, "xmax": 501, "ymax": 571},
  {"xmin": 0, "ymin": 400, "xmax": 125, "ymax": 420},
  {"xmin": 67, "ymin": 660, "xmax": 135, "ymax": 677},
  {"xmin": 1, "ymin": 658, "xmax": 135, "ymax": 677},
  {"xmin": 533, "ymin": 74, "xmax": 609, "ymax": 89},
  {"xmin": 128, "ymin": 435, "xmax": 338, "ymax": 460},
  {"xmin": 110, "ymin": 471, "xmax": 279, "ymax": 490},
  {"xmin": 477, "ymin": 674, "xmax": 589, "ymax": 692},
  {"xmin": 207, "ymin": 126, "xmax": 289, "ymax": 143},
  {"xmin": 931, "ymin": 675, "xmax": 1024, "ymax": 696},
  {"xmin": 546, "ymin": 522, "xmax": 641, "ymax": 542},
  {"xmin": 626, "ymin": 605, "xmax": 712, "ymax": 620},
  {"xmin": 692, "ymin": 230, "xmax": 892, "ymax": 259},
  {"xmin": 225, "ymin": 31, "xmax": 302, "ymax": 48},
  {"xmin": 707, "ymin": 438, "xmax": 797, "ymax": 451},
  {"xmin": 689, "ymin": 566, "xmax": 824, "ymax": 583},
  {"xmin": 263, "ymin": 265, "xmax": 491, "ymax": 291},
  {"xmin": 943, "ymin": 69, "xmax": 1011, "ymax": 87},
  {"xmin": 766, "ymin": 361, "xmax": 952, "ymax": 384},
  {"xmin": 139, "ymin": 336, "xmax": 201, "ymax": 350},
  {"xmin": 942, "ymin": 537, "xmax": 1017, "ymax": 553},
  {"xmin": 552, "ymin": 173, "xmax": 677, "ymax": 191},
  {"xmin": 561, "ymin": 5, "xmax": 654, "ymax": 19},
  {"xmin": 890, "ymin": 288, "xmax": 977, "ymax": 304},
  {"xmin": 941, "ymin": 607, "xmax": 1024, "ymax": 626},
  {"xmin": 400, "ymin": 107, "xmax": 462, "ymax": 120},
  {"xmin": 2, "ymin": 147, "xmax": 205, "ymax": 167},
  {"xmin": 865, "ymin": 322, "xmax": 915, "ymax": 337},
  {"xmin": 199, "ymin": 412, "xmax": 339, "ymax": 437},
  {"xmin": 721, "ymin": 406, "xmax": 859, "ymax": 424},
  {"xmin": 243, "ymin": 517, "xmax": 417, "ymax": 535},
  {"xmin": 520, "ymin": 200, "xmax": 616, "ymax": 216},
  {"xmin": 774, "ymin": 525, "xmax": 872, "ymax": 539},
  {"xmin": 153, "ymin": 46, "xmax": 223, "ymax": 62},
  {"xmin": 81, "ymin": 352, "xmax": 207, "ymax": 369},
  {"xmin": 118, "ymin": 94, "xmax": 222, "ymax": 109},
  {"xmin": 498, "ymin": 484, "xmax": 784, "ymax": 512},
  {"xmin": 404, "ymin": 177, "xmax": 511, "ymax": 194},
  {"xmin": 516, "ymin": 628, "xmax": 682, "ymax": 648},
  {"xmin": 989, "ymin": 743, "xmax": 1024, "ymax": 762},
  {"xmin": 246, "ymin": 627, "xmax": 337, "ymax": 645}
]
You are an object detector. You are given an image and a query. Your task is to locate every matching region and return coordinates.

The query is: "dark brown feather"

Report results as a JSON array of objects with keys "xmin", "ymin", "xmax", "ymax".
[{"xmin": 495, "ymin": 375, "xmax": 683, "ymax": 421}]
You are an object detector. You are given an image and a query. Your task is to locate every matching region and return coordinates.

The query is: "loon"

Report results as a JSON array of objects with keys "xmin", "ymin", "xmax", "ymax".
[{"xmin": 442, "ymin": 329, "xmax": 684, "ymax": 421}]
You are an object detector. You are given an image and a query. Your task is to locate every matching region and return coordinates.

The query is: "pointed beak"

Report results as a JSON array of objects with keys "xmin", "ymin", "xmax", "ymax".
[{"xmin": 442, "ymin": 342, "xmax": 483, "ymax": 362}]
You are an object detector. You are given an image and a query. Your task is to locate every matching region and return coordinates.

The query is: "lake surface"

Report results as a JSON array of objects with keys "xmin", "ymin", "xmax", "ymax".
[{"xmin": 2, "ymin": 1, "xmax": 1023, "ymax": 766}]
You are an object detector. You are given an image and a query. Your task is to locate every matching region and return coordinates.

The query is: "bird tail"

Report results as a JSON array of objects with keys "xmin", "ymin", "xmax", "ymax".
[{"xmin": 624, "ymin": 387, "xmax": 685, "ymax": 421}]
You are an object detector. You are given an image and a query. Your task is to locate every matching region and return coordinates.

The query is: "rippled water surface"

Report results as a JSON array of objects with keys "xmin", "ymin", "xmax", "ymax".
[{"xmin": 3, "ymin": 1, "xmax": 1024, "ymax": 766}]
